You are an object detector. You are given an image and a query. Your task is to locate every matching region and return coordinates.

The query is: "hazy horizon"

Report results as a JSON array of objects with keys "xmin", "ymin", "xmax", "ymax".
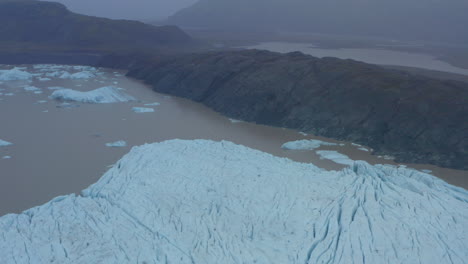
[{"xmin": 46, "ymin": 0, "xmax": 197, "ymax": 20}]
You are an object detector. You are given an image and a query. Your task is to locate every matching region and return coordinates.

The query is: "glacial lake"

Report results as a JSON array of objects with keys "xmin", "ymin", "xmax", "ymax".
[
  {"xmin": 0, "ymin": 64, "xmax": 466, "ymax": 216},
  {"xmin": 247, "ymin": 42, "xmax": 468, "ymax": 76}
]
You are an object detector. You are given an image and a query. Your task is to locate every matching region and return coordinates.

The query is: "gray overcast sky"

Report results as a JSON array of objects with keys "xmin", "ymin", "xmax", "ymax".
[{"xmin": 50, "ymin": 0, "xmax": 198, "ymax": 20}]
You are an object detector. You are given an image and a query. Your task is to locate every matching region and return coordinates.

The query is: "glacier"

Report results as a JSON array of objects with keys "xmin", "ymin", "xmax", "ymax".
[
  {"xmin": 50, "ymin": 86, "xmax": 135, "ymax": 104},
  {"xmin": 0, "ymin": 140, "xmax": 467, "ymax": 264},
  {"xmin": 282, "ymin": 139, "xmax": 339, "ymax": 150}
]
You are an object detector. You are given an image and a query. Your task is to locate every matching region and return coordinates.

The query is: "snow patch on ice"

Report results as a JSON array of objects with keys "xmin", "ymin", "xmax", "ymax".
[
  {"xmin": 316, "ymin": 150, "xmax": 355, "ymax": 166},
  {"xmin": 50, "ymin": 87, "xmax": 135, "ymax": 104},
  {"xmin": 282, "ymin": 139, "xmax": 338, "ymax": 150},
  {"xmin": 105, "ymin": 141, "xmax": 127, "ymax": 148},
  {"xmin": 132, "ymin": 107, "xmax": 154, "ymax": 113}
]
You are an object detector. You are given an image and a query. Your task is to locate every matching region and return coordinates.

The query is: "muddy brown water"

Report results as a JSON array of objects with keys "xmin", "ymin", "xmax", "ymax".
[{"xmin": 0, "ymin": 65, "xmax": 466, "ymax": 216}]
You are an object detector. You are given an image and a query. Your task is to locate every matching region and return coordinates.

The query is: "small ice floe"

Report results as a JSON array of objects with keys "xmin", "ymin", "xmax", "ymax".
[
  {"xmin": 0, "ymin": 68, "xmax": 32, "ymax": 81},
  {"xmin": 73, "ymin": 66, "xmax": 97, "ymax": 71},
  {"xmin": 34, "ymin": 91, "xmax": 43, "ymax": 94},
  {"xmin": 4, "ymin": 93, "xmax": 14, "ymax": 96},
  {"xmin": 132, "ymin": 107, "xmax": 154, "ymax": 113},
  {"xmin": 229, "ymin": 118, "xmax": 243, "ymax": 123},
  {"xmin": 299, "ymin": 132, "xmax": 308, "ymax": 136},
  {"xmin": 282, "ymin": 139, "xmax": 338, "ymax": 150},
  {"xmin": 358, "ymin": 147, "xmax": 370, "ymax": 152},
  {"xmin": 50, "ymin": 86, "xmax": 135, "ymax": 104},
  {"xmin": 316, "ymin": 150, "xmax": 355, "ymax": 166},
  {"xmin": 2, "ymin": 156, "xmax": 11, "ymax": 159},
  {"xmin": 378, "ymin": 155, "xmax": 395, "ymax": 160},
  {"xmin": 24, "ymin": 86, "xmax": 41, "ymax": 92},
  {"xmin": 105, "ymin": 141, "xmax": 127, "ymax": 148},
  {"xmin": 48, "ymin": 87, "xmax": 65, "ymax": 90},
  {"xmin": 421, "ymin": 169, "xmax": 433, "ymax": 174},
  {"xmin": 58, "ymin": 71, "xmax": 95, "ymax": 80},
  {"xmin": 0, "ymin": 139, "xmax": 13, "ymax": 147},
  {"xmin": 144, "ymin": 102, "xmax": 160, "ymax": 106},
  {"xmin": 37, "ymin": 77, "xmax": 51, "ymax": 81},
  {"xmin": 36, "ymin": 100, "xmax": 47, "ymax": 104},
  {"xmin": 351, "ymin": 143, "xmax": 363, "ymax": 147},
  {"xmin": 56, "ymin": 103, "xmax": 80, "ymax": 109},
  {"xmin": 42, "ymin": 110, "xmax": 49, "ymax": 113},
  {"xmin": 113, "ymin": 81, "xmax": 118, "ymax": 85}
]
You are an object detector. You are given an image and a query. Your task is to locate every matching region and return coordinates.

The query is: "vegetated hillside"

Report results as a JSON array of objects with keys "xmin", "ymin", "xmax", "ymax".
[
  {"xmin": 128, "ymin": 49, "xmax": 468, "ymax": 170},
  {"xmin": 168, "ymin": 0, "xmax": 468, "ymax": 44},
  {"xmin": 0, "ymin": 0, "xmax": 192, "ymax": 50}
]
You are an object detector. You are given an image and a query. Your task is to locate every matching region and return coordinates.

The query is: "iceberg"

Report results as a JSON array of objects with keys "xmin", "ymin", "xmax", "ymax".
[
  {"xmin": 0, "ymin": 139, "xmax": 12, "ymax": 146},
  {"xmin": 0, "ymin": 140, "xmax": 466, "ymax": 263},
  {"xmin": 282, "ymin": 139, "xmax": 338, "ymax": 150},
  {"xmin": 50, "ymin": 87, "xmax": 135, "ymax": 104},
  {"xmin": 105, "ymin": 141, "xmax": 127, "ymax": 148},
  {"xmin": 0, "ymin": 68, "xmax": 32, "ymax": 81},
  {"xmin": 132, "ymin": 107, "xmax": 154, "ymax": 113},
  {"xmin": 316, "ymin": 150, "xmax": 355, "ymax": 166}
]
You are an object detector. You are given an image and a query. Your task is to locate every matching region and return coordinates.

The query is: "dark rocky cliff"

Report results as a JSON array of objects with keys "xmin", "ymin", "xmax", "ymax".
[{"xmin": 127, "ymin": 50, "xmax": 468, "ymax": 170}]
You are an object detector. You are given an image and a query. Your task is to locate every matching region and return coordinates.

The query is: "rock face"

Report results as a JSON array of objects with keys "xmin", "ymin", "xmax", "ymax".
[
  {"xmin": 0, "ymin": 0, "xmax": 191, "ymax": 48},
  {"xmin": 127, "ymin": 50, "xmax": 468, "ymax": 170},
  {"xmin": 1, "ymin": 140, "xmax": 467, "ymax": 263}
]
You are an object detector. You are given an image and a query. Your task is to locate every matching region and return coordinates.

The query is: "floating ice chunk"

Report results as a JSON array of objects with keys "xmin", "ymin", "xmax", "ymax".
[
  {"xmin": 105, "ymin": 141, "xmax": 127, "ymax": 147},
  {"xmin": 358, "ymin": 147, "xmax": 370, "ymax": 152},
  {"xmin": 24, "ymin": 86, "xmax": 41, "ymax": 92},
  {"xmin": 42, "ymin": 110, "xmax": 49, "ymax": 113},
  {"xmin": 48, "ymin": 86, "xmax": 65, "ymax": 90},
  {"xmin": 4, "ymin": 93, "xmax": 14, "ymax": 96},
  {"xmin": 69, "ymin": 71, "xmax": 95, "ymax": 79},
  {"xmin": 282, "ymin": 139, "xmax": 338, "ymax": 150},
  {"xmin": 229, "ymin": 118, "xmax": 242, "ymax": 123},
  {"xmin": 72, "ymin": 66, "xmax": 97, "ymax": 71},
  {"xmin": 2, "ymin": 155, "xmax": 11, "ymax": 159},
  {"xmin": 56, "ymin": 102, "xmax": 80, "ymax": 109},
  {"xmin": 0, "ymin": 68, "xmax": 32, "ymax": 81},
  {"xmin": 299, "ymin": 131, "xmax": 308, "ymax": 136},
  {"xmin": 316, "ymin": 150, "xmax": 355, "ymax": 166},
  {"xmin": 0, "ymin": 139, "xmax": 13, "ymax": 146},
  {"xmin": 36, "ymin": 100, "xmax": 47, "ymax": 104},
  {"xmin": 132, "ymin": 107, "xmax": 154, "ymax": 113},
  {"xmin": 50, "ymin": 86, "xmax": 135, "ymax": 104},
  {"xmin": 422, "ymin": 169, "xmax": 433, "ymax": 174},
  {"xmin": 37, "ymin": 77, "xmax": 51, "ymax": 81},
  {"xmin": 33, "ymin": 91, "xmax": 43, "ymax": 94},
  {"xmin": 144, "ymin": 102, "xmax": 160, "ymax": 106}
]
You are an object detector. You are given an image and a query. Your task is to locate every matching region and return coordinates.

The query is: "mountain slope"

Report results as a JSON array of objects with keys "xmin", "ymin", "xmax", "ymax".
[
  {"xmin": 1, "ymin": 140, "xmax": 467, "ymax": 263},
  {"xmin": 0, "ymin": 0, "xmax": 191, "ymax": 49},
  {"xmin": 127, "ymin": 50, "xmax": 468, "ymax": 170},
  {"xmin": 168, "ymin": 0, "xmax": 468, "ymax": 44}
]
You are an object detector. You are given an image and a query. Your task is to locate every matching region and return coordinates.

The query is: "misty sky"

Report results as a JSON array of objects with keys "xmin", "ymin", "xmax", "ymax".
[{"xmin": 49, "ymin": 0, "xmax": 197, "ymax": 20}]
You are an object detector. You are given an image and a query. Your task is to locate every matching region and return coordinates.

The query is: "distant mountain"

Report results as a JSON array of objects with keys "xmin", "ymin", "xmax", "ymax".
[
  {"xmin": 0, "ymin": 0, "xmax": 192, "ymax": 49},
  {"xmin": 168, "ymin": 0, "xmax": 468, "ymax": 44}
]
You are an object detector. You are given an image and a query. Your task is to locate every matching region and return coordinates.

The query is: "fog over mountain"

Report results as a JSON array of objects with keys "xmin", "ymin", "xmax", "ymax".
[
  {"xmin": 46, "ymin": 0, "xmax": 197, "ymax": 20},
  {"xmin": 169, "ymin": 0, "xmax": 468, "ymax": 44}
]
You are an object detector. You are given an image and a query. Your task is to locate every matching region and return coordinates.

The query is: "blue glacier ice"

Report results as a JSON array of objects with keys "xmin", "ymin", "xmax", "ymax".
[{"xmin": 0, "ymin": 140, "xmax": 467, "ymax": 263}]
